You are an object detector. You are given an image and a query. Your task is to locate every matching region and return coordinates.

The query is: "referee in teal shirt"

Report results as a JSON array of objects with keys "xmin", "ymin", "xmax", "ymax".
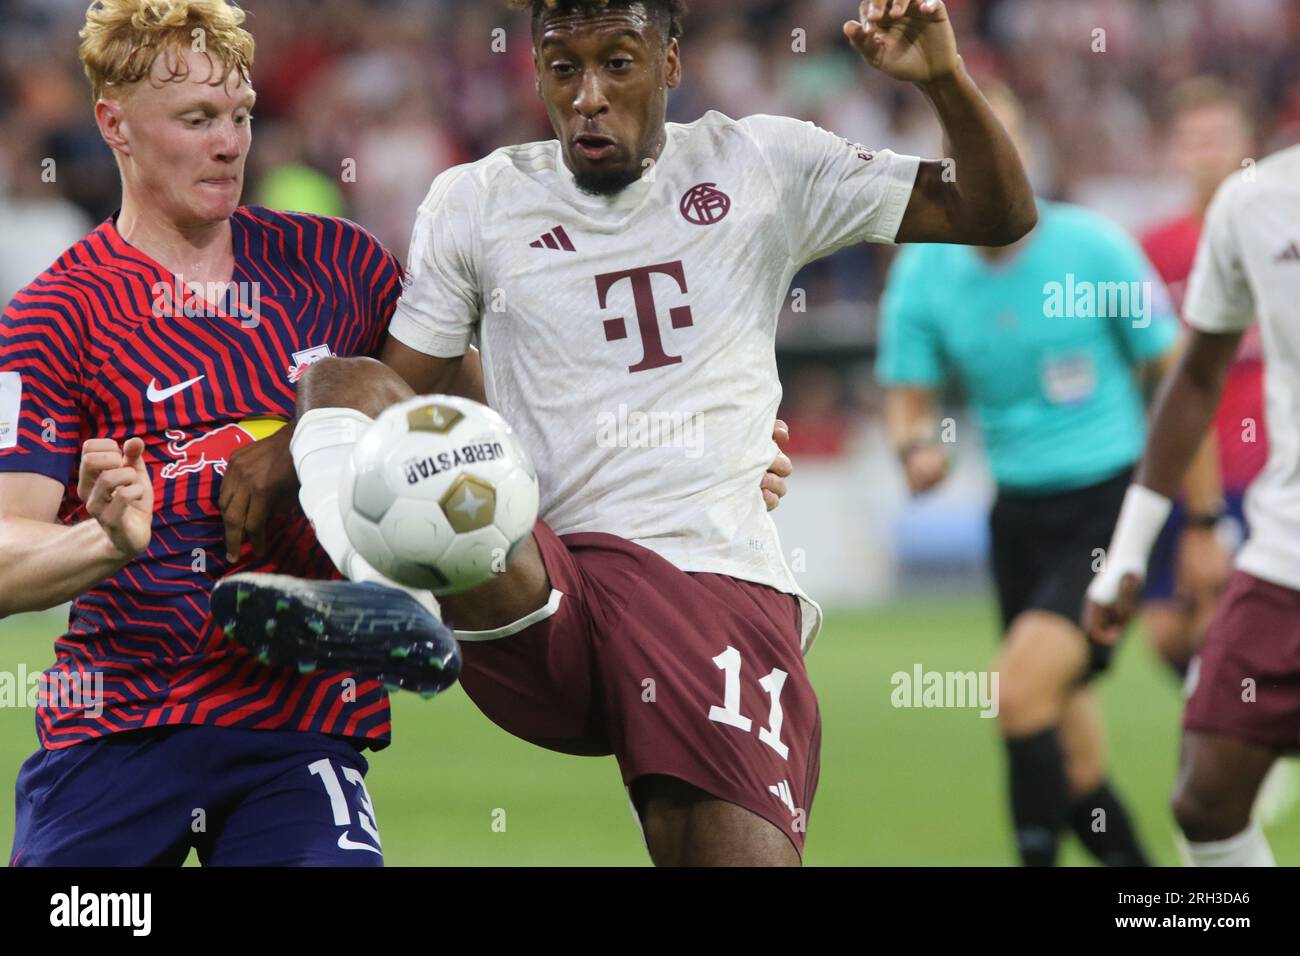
[{"xmin": 876, "ymin": 86, "xmax": 1206, "ymax": 867}]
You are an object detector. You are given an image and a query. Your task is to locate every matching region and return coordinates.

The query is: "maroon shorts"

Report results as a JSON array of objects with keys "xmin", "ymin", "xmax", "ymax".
[
  {"xmin": 1183, "ymin": 570, "xmax": 1300, "ymax": 753},
  {"xmin": 456, "ymin": 521, "xmax": 821, "ymax": 854}
]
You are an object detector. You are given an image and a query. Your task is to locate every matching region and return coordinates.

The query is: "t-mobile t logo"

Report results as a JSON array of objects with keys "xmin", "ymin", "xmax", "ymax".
[{"xmin": 595, "ymin": 261, "xmax": 695, "ymax": 373}]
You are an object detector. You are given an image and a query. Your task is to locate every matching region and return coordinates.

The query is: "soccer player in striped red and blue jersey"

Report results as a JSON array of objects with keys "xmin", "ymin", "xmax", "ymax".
[{"xmin": 0, "ymin": 0, "xmax": 456, "ymax": 866}]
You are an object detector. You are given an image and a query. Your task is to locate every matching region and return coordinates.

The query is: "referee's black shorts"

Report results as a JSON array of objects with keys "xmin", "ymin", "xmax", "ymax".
[{"xmin": 989, "ymin": 466, "xmax": 1133, "ymax": 676}]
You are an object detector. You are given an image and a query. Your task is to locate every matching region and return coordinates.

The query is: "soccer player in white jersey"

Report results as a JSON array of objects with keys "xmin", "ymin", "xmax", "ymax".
[
  {"xmin": 217, "ymin": 0, "xmax": 1035, "ymax": 866},
  {"xmin": 1085, "ymin": 144, "xmax": 1300, "ymax": 866}
]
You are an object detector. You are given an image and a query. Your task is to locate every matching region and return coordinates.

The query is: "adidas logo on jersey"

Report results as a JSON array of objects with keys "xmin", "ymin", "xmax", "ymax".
[
  {"xmin": 768, "ymin": 779, "xmax": 798, "ymax": 817},
  {"xmin": 1275, "ymin": 240, "xmax": 1300, "ymax": 263},
  {"xmin": 529, "ymin": 225, "xmax": 576, "ymax": 252}
]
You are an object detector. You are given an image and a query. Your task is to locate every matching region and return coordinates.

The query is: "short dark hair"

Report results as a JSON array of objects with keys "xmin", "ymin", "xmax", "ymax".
[{"xmin": 506, "ymin": 0, "xmax": 688, "ymax": 43}]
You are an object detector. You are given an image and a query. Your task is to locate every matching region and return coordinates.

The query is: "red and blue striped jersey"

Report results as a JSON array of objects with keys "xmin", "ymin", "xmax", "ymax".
[{"xmin": 0, "ymin": 207, "xmax": 401, "ymax": 750}]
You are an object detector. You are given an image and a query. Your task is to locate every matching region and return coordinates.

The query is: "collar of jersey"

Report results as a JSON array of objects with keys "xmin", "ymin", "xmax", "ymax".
[{"xmin": 552, "ymin": 126, "xmax": 679, "ymax": 221}]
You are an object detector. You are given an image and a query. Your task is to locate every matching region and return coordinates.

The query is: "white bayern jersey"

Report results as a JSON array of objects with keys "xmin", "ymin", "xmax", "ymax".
[
  {"xmin": 389, "ymin": 111, "xmax": 922, "ymax": 650},
  {"xmin": 1184, "ymin": 144, "xmax": 1300, "ymax": 593}
]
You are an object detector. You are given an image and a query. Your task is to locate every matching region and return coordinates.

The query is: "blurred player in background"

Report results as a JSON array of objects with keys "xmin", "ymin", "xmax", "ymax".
[
  {"xmin": 0, "ymin": 0, "xmax": 462, "ymax": 866},
  {"xmin": 876, "ymin": 85, "xmax": 1223, "ymax": 866},
  {"xmin": 1137, "ymin": 76, "xmax": 1298, "ymax": 830},
  {"xmin": 217, "ymin": 0, "xmax": 1036, "ymax": 866},
  {"xmin": 1138, "ymin": 77, "xmax": 1259, "ymax": 678},
  {"xmin": 1086, "ymin": 141, "xmax": 1300, "ymax": 867}
]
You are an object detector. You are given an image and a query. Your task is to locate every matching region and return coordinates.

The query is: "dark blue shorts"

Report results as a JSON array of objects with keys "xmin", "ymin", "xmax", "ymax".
[
  {"xmin": 1144, "ymin": 491, "xmax": 1248, "ymax": 602},
  {"xmin": 10, "ymin": 725, "xmax": 384, "ymax": 866}
]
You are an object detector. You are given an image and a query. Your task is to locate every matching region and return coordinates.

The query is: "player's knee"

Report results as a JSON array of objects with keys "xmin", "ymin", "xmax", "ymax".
[
  {"xmin": 632, "ymin": 775, "xmax": 798, "ymax": 867},
  {"xmin": 996, "ymin": 678, "xmax": 1050, "ymax": 736},
  {"xmin": 994, "ymin": 655, "xmax": 1058, "ymax": 735},
  {"xmin": 297, "ymin": 356, "xmax": 414, "ymax": 417},
  {"xmin": 1171, "ymin": 777, "xmax": 1249, "ymax": 842}
]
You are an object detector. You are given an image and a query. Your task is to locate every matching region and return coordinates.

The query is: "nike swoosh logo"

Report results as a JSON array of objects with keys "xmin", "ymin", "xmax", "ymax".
[
  {"xmin": 337, "ymin": 832, "xmax": 382, "ymax": 855},
  {"xmin": 147, "ymin": 375, "xmax": 205, "ymax": 402}
]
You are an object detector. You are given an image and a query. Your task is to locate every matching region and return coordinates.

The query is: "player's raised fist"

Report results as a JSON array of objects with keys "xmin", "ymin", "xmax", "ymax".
[
  {"xmin": 80, "ymin": 436, "xmax": 153, "ymax": 559},
  {"xmin": 843, "ymin": 0, "xmax": 959, "ymax": 84}
]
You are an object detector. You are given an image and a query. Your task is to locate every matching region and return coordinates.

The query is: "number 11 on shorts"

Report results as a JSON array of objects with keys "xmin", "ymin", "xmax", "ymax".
[{"xmin": 708, "ymin": 645, "xmax": 790, "ymax": 760}]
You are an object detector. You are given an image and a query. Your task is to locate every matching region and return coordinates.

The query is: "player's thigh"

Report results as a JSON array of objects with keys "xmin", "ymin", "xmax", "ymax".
[
  {"xmin": 454, "ymin": 522, "xmax": 610, "ymax": 755},
  {"xmin": 11, "ymin": 730, "xmax": 196, "ymax": 867},
  {"xmin": 601, "ymin": 567, "xmax": 820, "ymax": 859},
  {"xmin": 439, "ymin": 526, "xmax": 552, "ymax": 632},
  {"xmin": 202, "ymin": 731, "xmax": 384, "ymax": 866}
]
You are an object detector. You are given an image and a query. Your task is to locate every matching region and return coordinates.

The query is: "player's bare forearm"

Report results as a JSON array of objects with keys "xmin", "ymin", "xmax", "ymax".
[
  {"xmin": 0, "ymin": 517, "xmax": 128, "ymax": 618},
  {"xmin": 899, "ymin": 66, "xmax": 1037, "ymax": 245},
  {"xmin": 1134, "ymin": 329, "xmax": 1241, "ymax": 499},
  {"xmin": 296, "ymin": 351, "xmax": 427, "ymax": 421},
  {"xmin": 1181, "ymin": 431, "xmax": 1223, "ymax": 516},
  {"xmin": 884, "ymin": 387, "xmax": 937, "ymax": 453},
  {"xmin": 885, "ymin": 387, "xmax": 949, "ymax": 494}
]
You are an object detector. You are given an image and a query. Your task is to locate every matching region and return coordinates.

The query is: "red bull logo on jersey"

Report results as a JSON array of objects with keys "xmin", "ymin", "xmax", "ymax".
[{"xmin": 159, "ymin": 418, "xmax": 286, "ymax": 479}]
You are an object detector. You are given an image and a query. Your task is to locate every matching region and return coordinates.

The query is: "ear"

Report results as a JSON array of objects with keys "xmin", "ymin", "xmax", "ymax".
[
  {"xmin": 533, "ymin": 50, "xmax": 543, "ymax": 100},
  {"xmin": 95, "ymin": 99, "xmax": 131, "ymax": 157},
  {"xmin": 664, "ymin": 38, "xmax": 682, "ymax": 90}
]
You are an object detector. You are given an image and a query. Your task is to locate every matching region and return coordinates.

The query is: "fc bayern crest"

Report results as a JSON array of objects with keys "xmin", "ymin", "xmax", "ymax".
[{"xmin": 680, "ymin": 182, "xmax": 731, "ymax": 226}]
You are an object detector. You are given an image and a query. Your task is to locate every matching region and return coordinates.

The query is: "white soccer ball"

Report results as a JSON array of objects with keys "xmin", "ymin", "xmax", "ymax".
[{"xmin": 339, "ymin": 395, "xmax": 540, "ymax": 594}]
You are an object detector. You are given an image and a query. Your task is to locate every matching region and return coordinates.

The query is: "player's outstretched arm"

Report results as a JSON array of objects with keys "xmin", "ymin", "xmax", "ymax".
[
  {"xmin": 0, "ymin": 440, "xmax": 152, "ymax": 618},
  {"xmin": 844, "ymin": 0, "xmax": 1036, "ymax": 245},
  {"xmin": 1083, "ymin": 328, "xmax": 1241, "ymax": 643}
]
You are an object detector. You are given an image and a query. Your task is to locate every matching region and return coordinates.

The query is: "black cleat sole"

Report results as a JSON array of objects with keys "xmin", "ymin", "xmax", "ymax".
[{"xmin": 211, "ymin": 573, "xmax": 461, "ymax": 698}]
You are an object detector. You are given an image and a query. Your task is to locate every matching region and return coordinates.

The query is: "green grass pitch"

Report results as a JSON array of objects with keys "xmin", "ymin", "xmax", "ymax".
[{"xmin": 2, "ymin": 598, "xmax": 1297, "ymax": 865}]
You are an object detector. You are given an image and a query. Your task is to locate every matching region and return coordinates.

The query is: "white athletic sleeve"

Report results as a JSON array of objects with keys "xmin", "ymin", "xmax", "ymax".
[
  {"xmin": 1183, "ymin": 176, "xmax": 1256, "ymax": 333},
  {"xmin": 388, "ymin": 166, "xmax": 483, "ymax": 358},
  {"xmin": 739, "ymin": 114, "xmax": 921, "ymax": 264}
]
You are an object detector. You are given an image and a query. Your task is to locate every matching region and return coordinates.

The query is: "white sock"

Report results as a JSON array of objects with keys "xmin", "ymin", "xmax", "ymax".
[
  {"xmin": 291, "ymin": 408, "xmax": 441, "ymax": 618},
  {"xmin": 1178, "ymin": 823, "xmax": 1276, "ymax": 867}
]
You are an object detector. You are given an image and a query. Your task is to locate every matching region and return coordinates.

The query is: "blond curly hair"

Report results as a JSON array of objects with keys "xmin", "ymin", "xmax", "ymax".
[{"xmin": 78, "ymin": 0, "xmax": 255, "ymax": 103}]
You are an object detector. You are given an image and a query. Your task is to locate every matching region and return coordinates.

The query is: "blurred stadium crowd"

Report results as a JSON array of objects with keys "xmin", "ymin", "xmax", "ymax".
[{"xmin": 2, "ymin": 0, "xmax": 1297, "ymax": 451}]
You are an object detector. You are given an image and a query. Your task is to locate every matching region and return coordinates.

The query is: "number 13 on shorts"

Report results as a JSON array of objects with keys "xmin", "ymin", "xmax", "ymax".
[
  {"xmin": 309, "ymin": 757, "xmax": 383, "ymax": 854},
  {"xmin": 708, "ymin": 645, "xmax": 790, "ymax": 760}
]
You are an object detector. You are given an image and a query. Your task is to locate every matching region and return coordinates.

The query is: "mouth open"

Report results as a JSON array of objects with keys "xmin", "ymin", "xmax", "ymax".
[{"xmin": 573, "ymin": 133, "xmax": 618, "ymax": 162}]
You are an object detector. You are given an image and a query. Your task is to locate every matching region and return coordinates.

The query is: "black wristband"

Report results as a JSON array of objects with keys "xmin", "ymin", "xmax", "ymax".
[{"xmin": 1186, "ymin": 510, "xmax": 1225, "ymax": 529}]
